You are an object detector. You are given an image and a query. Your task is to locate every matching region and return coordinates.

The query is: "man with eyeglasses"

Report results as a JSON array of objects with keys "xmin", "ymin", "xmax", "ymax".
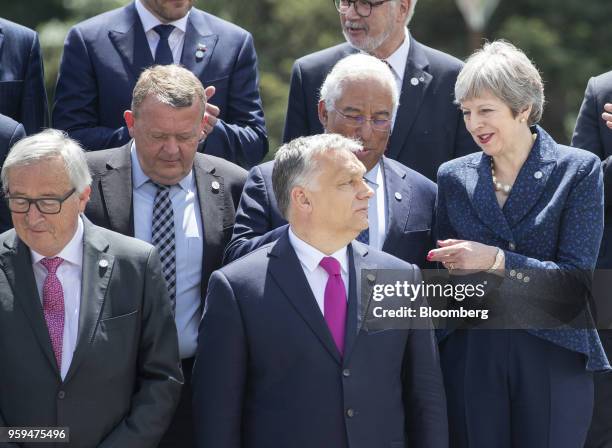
[
  {"xmin": 0, "ymin": 129, "xmax": 182, "ymax": 447},
  {"xmin": 225, "ymin": 54, "xmax": 436, "ymax": 268},
  {"xmin": 283, "ymin": 0, "xmax": 478, "ymax": 181}
]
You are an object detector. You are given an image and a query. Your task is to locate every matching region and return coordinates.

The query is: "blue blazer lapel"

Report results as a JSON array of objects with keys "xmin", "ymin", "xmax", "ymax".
[
  {"xmin": 181, "ymin": 10, "xmax": 219, "ymax": 81},
  {"xmin": 386, "ymin": 37, "xmax": 433, "ymax": 160},
  {"xmin": 502, "ymin": 128, "xmax": 557, "ymax": 228},
  {"xmin": 381, "ymin": 158, "xmax": 412, "ymax": 250},
  {"xmin": 268, "ymin": 232, "xmax": 342, "ymax": 365},
  {"xmin": 108, "ymin": 4, "xmax": 154, "ymax": 80},
  {"xmin": 465, "ymin": 154, "xmax": 514, "ymax": 242}
]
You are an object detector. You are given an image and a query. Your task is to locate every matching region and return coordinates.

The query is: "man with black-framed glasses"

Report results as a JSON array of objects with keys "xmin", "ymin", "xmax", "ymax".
[
  {"xmin": 0, "ymin": 129, "xmax": 182, "ymax": 447},
  {"xmin": 283, "ymin": 0, "xmax": 479, "ymax": 182}
]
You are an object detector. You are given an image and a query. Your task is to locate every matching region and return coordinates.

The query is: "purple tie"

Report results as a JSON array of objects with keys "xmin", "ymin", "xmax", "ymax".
[
  {"xmin": 319, "ymin": 256, "xmax": 347, "ymax": 355},
  {"xmin": 41, "ymin": 257, "xmax": 65, "ymax": 370}
]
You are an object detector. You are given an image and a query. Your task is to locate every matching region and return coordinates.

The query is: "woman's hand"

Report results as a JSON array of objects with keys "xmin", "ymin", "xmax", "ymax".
[{"xmin": 427, "ymin": 239, "xmax": 499, "ymax": 272}]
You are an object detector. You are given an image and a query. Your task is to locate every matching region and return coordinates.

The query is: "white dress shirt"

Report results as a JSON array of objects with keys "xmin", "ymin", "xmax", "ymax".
[
  {"xmin": 288, "ymin": 228, "xmax": 349, "ymax": 316},
  {"xmin": 135, "ymin": 0, "xmax": 190, "ymax": 64},
  {"xmin": 384, "ymin": 28, "xmax": 411, "ymax": 127},
  {"xmin": 131, "ymin": 145, "xmax": 203, "ymax": 359},
  {"xmin": 32, "ymin": 216, "xmax": 84, "ymax": 380},
  {"xmin": 364, "ymin": 161, "xmax": 387, "ymax": 250}
]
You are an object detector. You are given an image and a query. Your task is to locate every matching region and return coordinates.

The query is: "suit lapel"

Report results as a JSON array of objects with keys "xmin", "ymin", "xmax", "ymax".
[
  {"xmin": 0, "ymin": 27, "xmax": 5, "ymax": 61},
  {"xmin": 268, "ymin": 232, "xmax": 342, "ymax": 365},
  {"xmin": 64, "ymin": 219, "xmax": 114, "ymax": 384},
  {"xmin": 381, "ymin": 158, "xmax": 412, "ymax": 251},
  {"xmin": 101, "ymin": 143, "xmax": 134, "ymax": 236},
  {"xmin": 181, "ymin": 10, "xmax": 219, "ymax": 80},
  {"xmin": 465, "ymin": 154, "xmax": 514, "ymax": 242},
  {"xmin": 0, "ymin": 234, "xmax": 58, "ymax": 374},
  {"xmin": 386, "ymin": 37, "xmax": 433, "ymax": 160},
  {"xmin": 108, "ymin": 3, "xmax": 154, "ymax": 80}
]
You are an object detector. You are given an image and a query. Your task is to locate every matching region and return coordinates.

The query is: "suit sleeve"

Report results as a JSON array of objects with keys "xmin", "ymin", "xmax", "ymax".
[
  {"xmin": 193, "ymin": 270, "xmax": 247, "ymax": 448},
  {"xmin": 53, "ymin": 26, "xmax": 130, "ymax": 151},
  {"xmin": 0, "ymin": 123, "xmax": 25, "ymax": 233},
  {"xmin": 403, "ymin": 268, "xmax": 449, "ymax": 448},
  {"xmin": 223, "ymin": 165, "xmax": 287, "ymax": 264},
  {"xmin": 98, "ymin": 248, "xmax": 182, "ymax": 448},
  {"xmin": 572, "ymin": 78, "xmax": 605, "ymax": 158},
  {"xmin": 200, "ymin": 32, "xmax": 267, "ymax": 168},
  {"xmin": 282, "ymin": 61, "xmax": 309, "ymax": 144},
  {"xmin": 20, "ymin": 32, "xmax": 48, "ymax": 135},
  {"xmin": 433, "ymin": 170, "xmax": 457, "ymax": 243}
]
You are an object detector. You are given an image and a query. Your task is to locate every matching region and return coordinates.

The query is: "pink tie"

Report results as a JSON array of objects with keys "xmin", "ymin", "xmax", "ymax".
[
  {"xmin": 41, "ymin": 257, "xmax": 64, "ymax": 370},
  {"xmin": 320, "ymin": 257, "xmax": 347, "ymax": 356}
]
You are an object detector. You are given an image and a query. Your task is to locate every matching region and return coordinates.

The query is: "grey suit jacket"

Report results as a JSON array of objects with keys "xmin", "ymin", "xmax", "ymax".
[
  {"xmin": 0, "ymin": 218, "xmax": 182, "ymax": 447},
  {"xmin": 84, "ymin": 142, "xmax": 247, "ymax": 299}
]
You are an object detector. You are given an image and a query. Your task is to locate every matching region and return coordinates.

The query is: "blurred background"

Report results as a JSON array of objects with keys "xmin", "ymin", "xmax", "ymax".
[{"xmin": 4, "ymin": 0, "xmax": 612, "ymax": 157}]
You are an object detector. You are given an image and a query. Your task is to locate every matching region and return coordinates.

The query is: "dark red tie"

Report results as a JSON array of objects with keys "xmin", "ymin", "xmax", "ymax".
[
  {"xmin": 41, "ymin": 257, "xmax": 65, "ymax": 370},
  {"xmin": 319, "ymin": 257, "xmax": 347, "ymax": 355}
]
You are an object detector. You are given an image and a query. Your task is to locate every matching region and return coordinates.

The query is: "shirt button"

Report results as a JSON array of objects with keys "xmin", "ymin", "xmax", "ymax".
[
  {"xmin": 58, "ymin": 390, "xmax": 66, "ymax": 400},
  {"xmin": 346, "ymin": 408, "xmax": 355, "ymax": 418},
  {"xmin": 343, "ymin": 369, "xmax": 351, "ymax": 377},
  {"xmin": 516, "ymin": 272, "xmax": 523, "ymax": 280},
  {"xmin": 510, "ymin": 270, "xmax": 516, "ymax": 277},
  {"xmin": 508, "ymin": 242, "xmax": 516, "ymax": 251},
  {"xmin": 523, "ymin": 276, "xmax": 530, "ymax": 283}
]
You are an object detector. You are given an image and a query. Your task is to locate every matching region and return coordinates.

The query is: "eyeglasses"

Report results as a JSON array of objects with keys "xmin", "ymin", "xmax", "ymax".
[
  {"xmin": 6, "ymin": 188, "xmax": 76, "ymax": 214},
  {"xmin": 333, "ymin": 0, "xmax": 393, "ymax": 18},
  {"xmin": 330, "ymin": 107, "xmax": 392, "ymax": 131}
]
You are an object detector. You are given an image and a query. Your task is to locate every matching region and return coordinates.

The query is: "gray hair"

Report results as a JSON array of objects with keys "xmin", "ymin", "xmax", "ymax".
[
  {"xmin": 404, "ymin": 0, "xmax": 417, "ymax": 26},
  {"xmin": 320, "ymin": 53, "xmax": 399, "ymax": 116},
  {"xmin": 1, "ymin": 129, "xmax": 92, "ymax": 194},
  {"xmin": 131, "ymin": 65, "xmax": 206, "ymax": 117},
  {"xmin": 455, "ymin": 40, "xmax": 544, "ymax": 125},
  {"xmin": 272, "ymin": 134, "xmax": 363, "ymax": 219}
]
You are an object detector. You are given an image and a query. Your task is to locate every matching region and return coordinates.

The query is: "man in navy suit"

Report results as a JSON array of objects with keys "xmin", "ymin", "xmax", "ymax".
[
  {"xmin": 283, "ymin": 0, "xmax": 477, "ymax": 181},
  {"xmin": 193, "ymin": 133, "xmax": 447, "ymax": 448},
  {"xmin": 53, "ymin": 0, "xmax": 267, "ymax": 168},
  {"xmin": 0, "ymin": 113, "xmax": 26, "ymax": 232},
  {"xmin": 0, "ymin": 18, "xmax": 48, "ymax": 134},
  {"xmin": 572, "ymin": 71, "xmax": 612, "ymax": 448},
  {"xmin": 225, "ymin": 54, "xmax": 436, "ymax": 267}
]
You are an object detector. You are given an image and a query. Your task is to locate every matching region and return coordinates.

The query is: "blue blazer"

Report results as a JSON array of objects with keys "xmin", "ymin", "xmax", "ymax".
[
  {"xmin": 436, "ymin": 126, "xmax": 609, "ymax": 371},
  {"xmin": 282, "ymin": 36, "xmax": 479, "ymax": 181},
  {"xmin": 0, "ymin": 114, "xmax": 25, "ymax": 232},
  {"xmin": 223, "ymin": 157, "xmax": 437, "ymax": 267},
  {"xmin": 52, "ymin": 3, "xmax": 267, "ymax": 167},
  {"xmin": 193, "ymin": 231, "xmax": 448, "ymax": 448},
  {"xmin": 0, "ymin": 18, "xmax": 48, "ymax": 134}
]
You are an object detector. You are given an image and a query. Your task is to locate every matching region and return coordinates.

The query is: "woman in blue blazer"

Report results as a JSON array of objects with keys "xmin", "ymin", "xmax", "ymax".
[{"xmin": 429, "ymin": 41, "xmax": 610, "ymax": 448}]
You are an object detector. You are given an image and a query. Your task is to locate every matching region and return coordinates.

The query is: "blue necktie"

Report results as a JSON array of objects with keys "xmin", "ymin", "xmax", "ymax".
[
  {"xmin": 153, "ymin": 24, "xmax": 175, "ymax": 65},
  {"xmin": 151, "ymin": 183, "xmax": 176, "ymax": 312}
]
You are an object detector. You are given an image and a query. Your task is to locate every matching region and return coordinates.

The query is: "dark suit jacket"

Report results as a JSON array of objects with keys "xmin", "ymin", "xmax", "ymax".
[
  {"xmin": 52, "ymin": 3, "xmax": 267, "ymax": 167},
  {"xmin": 0, "ymin": 114, "xmax": 25, "ymax": 233},
  {"xmin": 224, "ymin": 157, "xmax": 437, "ymax": 267},
  {"xmin": 0, "ymin": 218, "xmax": 182, "ymax": 447},
  {"xmin": 0, "ymin": 18, "xmax": 48, "ymax": 134},
  {"xmin": 283, "ymin": 36, "xmax": 478, "ymax": 181},
  {"xmin": 84, "ymin": 143, "xmax": 247, "ymax": 298},
  {"xmin": 193, "ymin": 231, "xmax": 448, "ymax": 448}
]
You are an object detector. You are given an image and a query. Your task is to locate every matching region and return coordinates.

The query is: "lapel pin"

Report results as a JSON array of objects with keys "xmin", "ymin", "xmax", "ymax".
[
  {"xmin": 533, "ymin": 171, "xmax": 543, "ymax": 179},
  {"xmin": 211, "ymin": 180, "xmax": 220, "ymax": 193},
  {"xmin": 366, "ymin": 273, "xmax": 376, "ymax": 283},
  {"xmin": 410, "ymin": 77, "xmax": 419, "ymax": 86},
  {"xmin": 419, "ymin": 76, "xmax": 425, "ymax": 82},
  {"xmin": 195, "ymin": 43, "xmax": 207, "ymax": 60},
  {"xmin": 394, "ymin": 192, "xmax": 402, "ymax": 201},
  {"xmin": 99, "ymin": 259, "xmax": 109, "ymax": 269}
]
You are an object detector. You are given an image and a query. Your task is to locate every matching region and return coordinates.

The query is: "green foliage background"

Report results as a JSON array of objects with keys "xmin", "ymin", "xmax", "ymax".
[{"xmin": 5, "ymin": 0, "xmax": 612, "ymax": 156}]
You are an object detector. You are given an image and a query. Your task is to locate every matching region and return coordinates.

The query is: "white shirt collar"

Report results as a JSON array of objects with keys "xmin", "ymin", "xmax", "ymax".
[
  {"xmin": 384, "ymin": 28, "xmax": 410, "ymax": 82},
  {"xmin": 135, "ymin": 0, "xmax": 190, "ymax": 34},
  {"xmin": 288, "ymin": 227, "xmax": 349, "ymax": 275},
  {"xmin": 364, "ymin": 161, "xmax": 382, "ymax": 188},
  {"xmin": 31, "ymin": 215, "xmax": 84, "ymax": 268},
  {"xmin": 130, "ymin": 142, "xmax": 193, "ymax": 192}
]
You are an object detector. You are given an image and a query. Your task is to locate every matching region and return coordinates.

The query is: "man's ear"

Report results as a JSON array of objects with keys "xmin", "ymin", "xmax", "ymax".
[
  {"xmin": 318, "ymin": 100, "xmax": 329, "ymax": 128},
  {"xmin": 124, "ymin": 110, "xmax": 135, "ymax": 138},
  {"xmin": 291, "ymin": 186, "xmax": 312, "ymax": 213}
]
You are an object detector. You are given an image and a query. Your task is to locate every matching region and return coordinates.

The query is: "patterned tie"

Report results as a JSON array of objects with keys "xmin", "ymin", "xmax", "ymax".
[
  {"xmin": 151, "ymin": 183, "xmax": 176, "ymax": 311},
  {"xmin": 319, "ymin": 256, "xmax": 347, "ymax": 356},
  {"xmin": 41, "ymin": 257, "xmax": 64, "ymax": 370},
  {"xmin": 153, "ymin": 24, "xmax": 175, "ymax": 65}
]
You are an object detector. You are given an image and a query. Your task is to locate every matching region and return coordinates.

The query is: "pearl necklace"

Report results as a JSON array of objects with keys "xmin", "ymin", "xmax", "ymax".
[{"xmin": 491, "ymin": 160, "xmax": 512, "ymax": 194}]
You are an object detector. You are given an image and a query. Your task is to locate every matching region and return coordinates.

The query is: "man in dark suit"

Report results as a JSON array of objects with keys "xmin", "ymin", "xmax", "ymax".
[
  {"xmin": 0, "ymin": 17, "xmax": 48, "ymax": 134},
  {"xmin": 85, "ymin": 65, "xmax": 246, "ymax": 447},
  {"xmin": 283, "ymin": 0, "xmax": 477, "ymax": 181},
  {"xmin": 225, "ymin": 54, "xmax": 436, "ymax": 267},
  {"xmin": 53, "ymin": 0, "xmax": 267, "ymax": 167},
  {"xmin": 193, "ymin": 133, "xmax": 447, "ymax": 448},
  {"xmin": 0, "ymin": 129, "xmax": 181, "ymax": 447},
  {"xmin": 572, "ymin": 71, "xmax": 612, "ymax": 448},
  {"xmin": 0, "ymin": 114, "xmax": 26, "ymax": 232}
]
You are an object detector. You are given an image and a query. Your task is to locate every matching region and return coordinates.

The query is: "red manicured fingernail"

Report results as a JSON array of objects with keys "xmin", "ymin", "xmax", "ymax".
[{"xmin": 427, "ymin": 251, "xmax": 434, "ymax": 261}]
